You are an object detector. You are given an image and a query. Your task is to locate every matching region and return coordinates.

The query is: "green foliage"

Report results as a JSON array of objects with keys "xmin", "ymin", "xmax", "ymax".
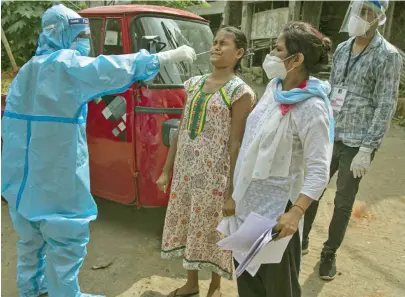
[
  {"xmin": 131, "ymin": 0, "xmax": 209, "ymax": 10},
  {"xmin": 392, "ymin": 116, "xmax": 405, "ymax": 127},
  {"xmin": 399, "ymin": 85, "xmax": 405, "ymax": 98},
  {"xmin": 1, "ymin": 1, "xmax": 52, "ymax": 70},
  {"xmin": 1, "ymin": 0, "xmax": 87, "ymax": 71},
  {"xmin": 1, "ymin": 77, "xmax": 13, "ymax": 95}
]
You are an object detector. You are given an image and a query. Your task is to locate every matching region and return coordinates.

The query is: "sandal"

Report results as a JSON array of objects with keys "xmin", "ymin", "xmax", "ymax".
[{"xmin": 169, "ymin": 288, "xmax": 199, "ymax": 297}]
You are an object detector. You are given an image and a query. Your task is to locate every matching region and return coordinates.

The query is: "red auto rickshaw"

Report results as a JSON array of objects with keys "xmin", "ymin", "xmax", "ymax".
[{"xmin": 1, "ymin": 5, "xmax": 214, "ymax": 207}]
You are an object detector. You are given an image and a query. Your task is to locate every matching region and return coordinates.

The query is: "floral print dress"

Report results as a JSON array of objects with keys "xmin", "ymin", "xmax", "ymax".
[{"xmin": 161, "ymin": 75, "xmax": 256, "ymax": 279}]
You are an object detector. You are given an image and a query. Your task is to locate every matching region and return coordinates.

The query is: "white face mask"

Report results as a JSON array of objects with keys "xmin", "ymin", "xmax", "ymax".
[
  {"xmin": 262, "ymin": 54, "xmax": 295, "ymax": 80},
  {"xmin": 347, "ymin": 15, "xmax": 378, "ymax": 37}
]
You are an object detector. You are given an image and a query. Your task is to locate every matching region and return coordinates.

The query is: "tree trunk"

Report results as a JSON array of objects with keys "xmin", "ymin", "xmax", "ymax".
[{"xmin": 1, "ymin": 26, "xmax": 18, "ymax": 73}]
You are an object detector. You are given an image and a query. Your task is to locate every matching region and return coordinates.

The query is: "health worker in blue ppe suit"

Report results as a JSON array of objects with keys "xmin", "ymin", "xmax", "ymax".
[{"xmin": 1, "ymin": 4, "xmax": 196, "ymax": 297}]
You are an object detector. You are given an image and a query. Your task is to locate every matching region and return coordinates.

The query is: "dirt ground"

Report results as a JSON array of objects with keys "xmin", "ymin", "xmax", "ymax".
[{"xmin": 2, "ymin": 124, "xmax": 405, "ymax": 297}]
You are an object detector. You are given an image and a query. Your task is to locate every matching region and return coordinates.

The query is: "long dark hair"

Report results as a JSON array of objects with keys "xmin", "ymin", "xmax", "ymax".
[{"xmin": 281, "ymin": 22, "xmax": 332, "ymax": 74}]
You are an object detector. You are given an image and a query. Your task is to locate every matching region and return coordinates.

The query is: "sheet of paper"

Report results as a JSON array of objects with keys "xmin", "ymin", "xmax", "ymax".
[
  {"xmin": 234, "ymin": 251, "xmax": 261, "ymax": 276},
  {"xmin": 217, "ymin": 217, "xmax": 232, "ymax": 236},
  {"xmin": 235, "ymin": 227, "xmax": 274, "ymax": 277},
  {"xmin": 105, "ymin": 30, "xmax": 118, "ymax": 45},
  {"xmin": 235, "ymin": 229, "xmax": 292, "ymax": 277},
  {"xmin": 217, "ymin": 216, "xmax": 243, "ymax": 236},
  {"xmin": 254, "ymin": 234, "xmax": 292, "ymax": 264},
  {"xmin": 217, "ymin": 212, "xmax": 292, "ymax": 277},
  {"xmin": 217, "ymin": 213, "xmax": 276, "ymax": 253}
]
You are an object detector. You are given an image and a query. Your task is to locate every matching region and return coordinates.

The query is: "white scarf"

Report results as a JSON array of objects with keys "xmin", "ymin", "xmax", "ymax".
[{"xmin": 232, "ymin": 86, "xmax": 293, "ymax": 202}]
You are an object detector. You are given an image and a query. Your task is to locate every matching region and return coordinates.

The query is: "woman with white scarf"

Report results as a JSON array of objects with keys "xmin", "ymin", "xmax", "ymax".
[{"xmin": 222, "ymin": 22, "xmax": 334, "ymax": 297}]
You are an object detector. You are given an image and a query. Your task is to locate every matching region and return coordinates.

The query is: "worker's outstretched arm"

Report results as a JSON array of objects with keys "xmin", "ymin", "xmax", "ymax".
[{"xmin": 65, "ymin": 46, "xmax": 196, "ymax": 106}]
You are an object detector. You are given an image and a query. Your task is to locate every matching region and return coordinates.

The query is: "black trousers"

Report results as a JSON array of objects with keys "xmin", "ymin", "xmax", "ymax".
[
  {"xmin": 235, "ymin": 202, "xmax": 302, "ymax": 297},
  {"xmin": 303, "ymin": 141, "xmax": 375, "ymax": 253}
]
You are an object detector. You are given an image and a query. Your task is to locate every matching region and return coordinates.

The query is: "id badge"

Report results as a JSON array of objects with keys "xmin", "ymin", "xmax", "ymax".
[{"xmin": 330, "ymin": 86, "xmax": 347, "ymax": 113}]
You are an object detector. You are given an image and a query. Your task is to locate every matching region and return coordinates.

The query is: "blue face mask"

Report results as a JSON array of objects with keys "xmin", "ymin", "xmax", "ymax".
[{"xmin": 71, "ymin": 38, "xmax": 91, "ymax": 56}]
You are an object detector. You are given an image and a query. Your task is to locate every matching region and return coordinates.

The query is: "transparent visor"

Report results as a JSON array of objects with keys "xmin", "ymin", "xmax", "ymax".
[
  {"xmin": 340, "ymin": 0, "xmax": 386, "ymax": 33},
  {"xmin": 76, "ymin": 29, "xmax": 91, "ymax": 39},
  {"xmin": 68, "ymin": 18, "xmax": 91, "ymax": 39}
]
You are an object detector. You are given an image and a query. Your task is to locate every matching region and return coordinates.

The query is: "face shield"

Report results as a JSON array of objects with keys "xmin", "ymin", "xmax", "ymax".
[
  {"xmin": 69, "ymin": 18, "xmax": 92, "ymax": 56},
  {"xmin": 340, "ymin": 1, "xmax": 387, "ymax": 37},
  {"xmin": 36, "ymin": 5, "xmax": 91, "ymax": 56}
]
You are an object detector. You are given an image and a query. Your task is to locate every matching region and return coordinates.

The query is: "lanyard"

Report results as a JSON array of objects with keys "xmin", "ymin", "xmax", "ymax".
[{"xmin": 343, "ymin": 39, "xmax": 370, "ymax": 83}]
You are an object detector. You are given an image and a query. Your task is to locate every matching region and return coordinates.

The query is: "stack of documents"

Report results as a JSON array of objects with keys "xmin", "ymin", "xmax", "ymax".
[{"xmin": 217, "ymin": 212, "xmax": 292, "ymax": 277}]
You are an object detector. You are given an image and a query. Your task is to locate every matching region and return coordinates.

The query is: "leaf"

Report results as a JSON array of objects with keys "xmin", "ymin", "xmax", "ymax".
[
  {"xmin": 16, "ymin": 42, "xmax": 26, "ymax": 49},
  {"xmin": 201, "ymin": 1, "xmax": 211, "ymax": 8},
  {"xmin": 18, "ymin": 4, "xmax": 35, "ymax": 18},
  {"xmin": 91, "ymin": 259, "xmax": 115, "ymax": 270},
  {"xmin": 7, "ymin": 20, "xmax": 26, "ymax": 33},
  {"xmin": 28, "ymin": 36, "xmax": 39, "ymax": 47},
  {"xmin": 31, "ymin": 6, "xmax": 48, "ymax": 18}
]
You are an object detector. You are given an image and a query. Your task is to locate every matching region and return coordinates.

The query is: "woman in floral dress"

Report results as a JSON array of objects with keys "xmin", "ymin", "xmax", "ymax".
[{"xmin": 156, "ymin": 27, "xmax": 256, "ymax": 297}]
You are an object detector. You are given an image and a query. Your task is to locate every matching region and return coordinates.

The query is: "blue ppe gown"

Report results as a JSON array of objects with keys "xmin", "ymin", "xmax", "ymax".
[{"xmin": 1, "ymin": 4, "xmax": 160, "ymax": 297}]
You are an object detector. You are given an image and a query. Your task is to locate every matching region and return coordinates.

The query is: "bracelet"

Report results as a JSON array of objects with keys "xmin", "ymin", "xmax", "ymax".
[{"xmin": 291, "ymin": 204, "xmax": 305, "ymax": 215}]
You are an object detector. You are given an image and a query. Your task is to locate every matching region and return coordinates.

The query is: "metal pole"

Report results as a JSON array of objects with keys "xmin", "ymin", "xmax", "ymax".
[{"xmin": 1, "ymin": 26, "xmax": 18, "ymax": 73}]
